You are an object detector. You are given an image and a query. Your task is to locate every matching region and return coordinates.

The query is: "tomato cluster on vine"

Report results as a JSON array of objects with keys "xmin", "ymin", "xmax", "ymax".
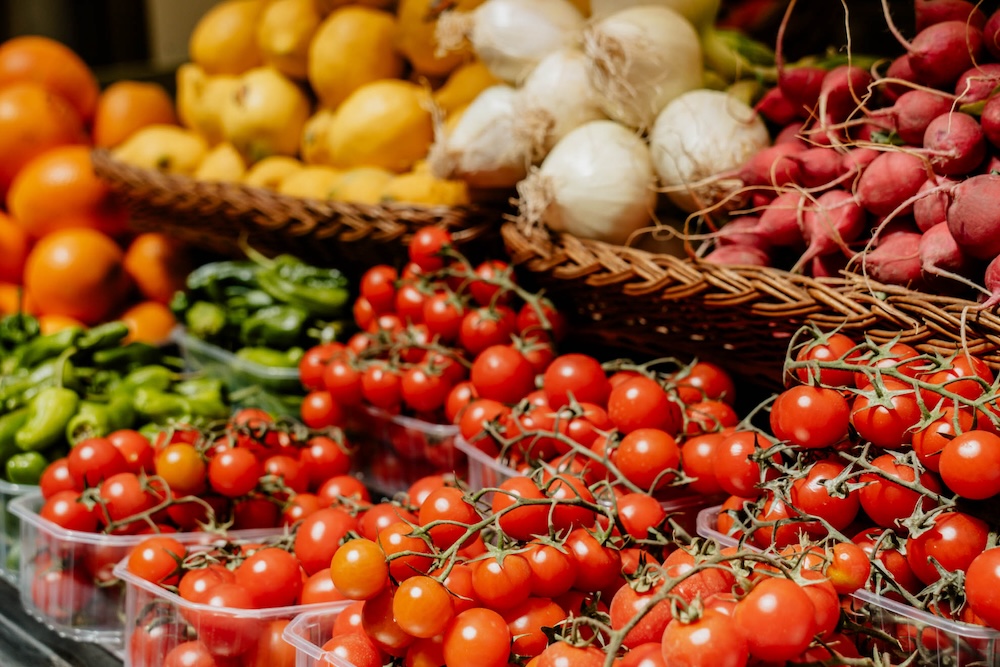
[
  {"xmin": 298, "ymin": 226, "xmax": 568, "ymax": 431},
  {"xmin": 704, "ymin": 327, "xmax": 1000, "ymax": 664}
]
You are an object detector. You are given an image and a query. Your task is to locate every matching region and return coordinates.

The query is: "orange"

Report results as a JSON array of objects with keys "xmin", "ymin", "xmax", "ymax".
[
  {"xmin": 8, "ymin": 145, "xmax": 129, "ymax": 239},
  {"xmin": 0, "ymin": 282, "xmax": 34, "ymax": 314},
  {"xmin": 122, "ymin": 232, "xmax": 192, "ymax": 305},
  {"xmin": 119, "ymin": 300, "xmax": 176, "ymax": 345},
  {"xmin": 0, "ymin": 212, "xmax": 29, "ymax": 283},
  {"xmin": 93, "ymin": 80, "xmax": 179, "ymax": 149},
  {"xmin": 23, "ymin": 228, "xmax": 131, "ymax": 325},
  {"xmin": 0, "ymin": 36, "xmax": 100, "ymax": 122},
  {"xmin": 0, "ymin": 83, "xmax": 86, "ymax": 198},
  {"xmin": 37, "ymin": 313, "xmax": 85, "ymax": 334}
]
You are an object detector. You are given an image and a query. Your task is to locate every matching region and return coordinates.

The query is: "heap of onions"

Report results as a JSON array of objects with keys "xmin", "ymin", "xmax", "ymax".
[
  {"xmin": 428, "ymin": 84, "xmax": 532, "ymax": 189},
  {"xmin": 435, "ymin": 0, "xmax": 585, "ymax": 85},
  {"xmin": 512, "ymin": 48, "xmax": 608, "ymax": 161},
  {"xmin": 517, "ymin": 120, "xmax": 656, "ymax": 245},
  {"xmin": 650, "ymin": 89, "xmax": 770, "ymax": 213},
  {"xmin": 583, "ymin": 5, "xmax": 704, "ymax": 129}
]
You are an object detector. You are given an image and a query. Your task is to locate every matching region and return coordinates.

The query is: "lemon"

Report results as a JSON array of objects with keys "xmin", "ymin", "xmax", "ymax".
[
  {"xmin": 327, "ymin": 79, "xmax": 434, "ymax": 173},
  {"xmin": 395, "ymin": 0, "xmax": 477, "ymax": 78},
  {"xmin": 194, "ymin": 142, "xmax": 246, "ymax": 182},
  {"xmin": 220, "ymin": 66, "xmax": 312, "ymax": 162},
  {"xmin": 189, "ymin": 0, "xmax": 263, "ymax": 76},
  {"xmin": 307, "ymin": 7, "xmax": 404, "ymax": 110},
  {"xmin": 300, "ymin": 108, "xmax": 336, "ymax": 165},
  {"xmin": 256, "ymin": 0, "xmax": 321, "ymax": 80},
  {"xmin": 243, "ymin": 156, "xmax": 304, "ymax": 189},
  {"xmin": 176, "ymin": 64, "xmax": 240, "ymax": 146},
  {"xmin": 277, "ymin": 165, "xmax": 343, "ymax": 199},
  {"xmin": 330, "ymin": 167, "xmax": 394, "ymax": 204},
  {"xmin": 112, "ymin": 125, "xmax": 208, "ymax": 176},
  {"xmin": 382, "ymin": 170, "xmax": 469, "ymax": 206}
]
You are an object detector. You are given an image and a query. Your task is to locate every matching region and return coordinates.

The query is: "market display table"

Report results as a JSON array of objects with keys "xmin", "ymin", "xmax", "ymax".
[{"xmin": 0, "ymin": 578, "xmax": 122, "ymax": 667}]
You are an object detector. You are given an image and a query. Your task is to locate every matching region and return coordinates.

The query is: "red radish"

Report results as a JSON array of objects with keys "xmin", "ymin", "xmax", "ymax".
[
  {"xmin": 775, "ymin": 121, "xmax": 807, "ymax": 146},
  {"xmin": 859, "ymin": 231, "xmax": 925, "ymax": 288},
  {"xmin": 907, "ymin": 21, "xmax": 984, "ymax": 89},
  {"xmin": 920, "ymin": 222, "xmax": 977, "ymax": 290},
  {"xmin": 718, "ymin": 216, "xmax": 771, "ymax": 250},
  {"xmin": 856, "ymin": 151, "xmax": 928, "ymax": 217},
  {"xmin": 913, "ymin": 175, "xmax": 957, "ymax": 232},
  {"xmin": 981, "ymin": 95, "xmax": 1000, "ymax": 149},
  {"xmin": 794, "ymin": 189, "xmax": 867, "ymax": 271},
  {"xmin": 985, "ymin": 9, "xmax": 1000, "ymax": 61},
  {"xmin": 841, "ymin": 147, "xmax": 880, "ymax": 175},
  {"xmin": 982, "ymin": 254, "xmax": 1000, "ymax": 307},
  {"xmin": 749, "ymin": 190, "xmax": 806, "ymax": 247},
  {"xmin": 954, "ymin": 64, "xmax": 1000, "ymax": 104},
  {"xmin": 755, "ymin": 87, "xmax": 802, "ymax": 126},
  {"xmin": 922, "ymin": 111, "xmax": 986, "ymax": 176},
  {"xmin": 878, "ymin": 215, "xmax": 923, "ymax": 238},
  {"xmin": 884, "ymin": 55, "xmax": 920, "ymax": 101},
  {"xmin": 703, "ymin": 244, "xmax": 770, "ymax": 267},
  {"xmin": 982, "ymin": 154, "xmax": 1000, "ymax": 173},
  {"xmin": 819, "ymin": 65, "xmax": 874, "ymax": 122},
  {"xmin": 778, "ymin": 66, "xmax": 826, "ymax": 111},
  {"xmin": 947, "ymin": 173, "xmax": 1000, "ymax": 259},
  {"xmin": 915, "ymin": 0, "xmax": 986, "ymax": 33},
  {"xmin": 792, "ymin": 147, "xmax": 845, "ymax": 189},
  {"xmin": 891, "ymin": 89, "xmax": 955, "ymax": 145},
  {"xmin": 740, "ymin": 143, "xmax": 805, "ymax": 187},
  {"xmin": 810, "ymin": 251, "xmax": 852, "ymax": 279}
]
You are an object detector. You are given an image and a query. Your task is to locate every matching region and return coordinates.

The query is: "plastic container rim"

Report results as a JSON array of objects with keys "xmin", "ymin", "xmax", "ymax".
[
  {"xmin": 282, "ymin": 605, "xmax": 356, "ymax": 667},
  {"xmin": 171, "ymin": 326, "xmax": 300, "ymax": 382},
  {"xmin": 0, "ymin": 478, "xmax": 38, "ymax": 496},
  {"xmin": 363, "ymin": 403, "xmax": 460, "ymax": 438}
]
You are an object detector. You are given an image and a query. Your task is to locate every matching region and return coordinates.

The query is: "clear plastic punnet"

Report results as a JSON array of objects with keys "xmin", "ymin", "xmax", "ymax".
[
  {"xmin": 9, "ymin": 492, "xmax": 281, "ymax": 649},
  {"xmin": 114, "ymin": 555, "xmax": 351, "ymax": 667},
  {"xmin": 0, "ymin": 478, "xmax": 36, "ymax": 584},
  {"xmin": 282, "ymin": 605, "xmax": 356, "ymax": 667},
  {"xmin": 696, "ymin": 505, "xmax": 1000, "ymax": 666}
]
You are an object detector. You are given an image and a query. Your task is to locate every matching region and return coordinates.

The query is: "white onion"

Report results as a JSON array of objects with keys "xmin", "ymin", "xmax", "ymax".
[
  {"xmin": 512, "ymin": 48, "xmax": 607, "ymax": 162},
  {"xmin": 589, "ymin": 0, "xmax": 721, "ymax": 32},
  {"xmin": 583, "ymin": 5, "xmax": 703, "ymax": 130},
  {"xmin": 428, "ymin": 84, "xmax": 531, "ymax": 189},
  {"xmin": 517, "ymin": 120, "xmax": 656, "ymax": 245},
  {"xmin": 436, "ymin": 0, "xmax": 585, "ymax": 85},
  {"xmin": 650, "ymin": 89, "xmax": 770, "ymax": 213}
]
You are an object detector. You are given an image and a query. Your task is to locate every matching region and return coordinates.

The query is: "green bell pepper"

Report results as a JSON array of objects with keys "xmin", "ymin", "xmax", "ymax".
[
  {"xmin": 133, "ymin": 387, "xmax": 191, "ymax": 422},
  {"xmin": 5, "ymin": 452, "xmax": 48, "ymax": 485},
  {"xmin": 186, "ymin": 260, "xmax": 260, "ymax": 302},
  {"xmin": 240, "ymin": 305, "xmax": 308, "ymax": 348},
  {"xmin": 15, "ymin": 386, "xmax": 79, "ymax": 452},
  {"xmin": 66, "ymin": 401, "xmax": 112, "ymax": 445},
  {"xmin": 256, "ymin": 255, "xmax": 350, "ymax": 318},
  {"xmin": 186, "ymin": 301, "xmax": 228, "ymax": 340},
  {"xmin": 115, "ymin": 365, "xmax": 175, "ymax": 395}
]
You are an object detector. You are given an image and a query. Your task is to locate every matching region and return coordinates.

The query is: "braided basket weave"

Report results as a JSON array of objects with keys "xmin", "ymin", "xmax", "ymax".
[
  {"xmin": 502, "ymin": 221, "xmax": 1000, "ymax": 390},
  {"xmin": 92, "ymin": 149, "xmax": 508, "ymax": 273}
]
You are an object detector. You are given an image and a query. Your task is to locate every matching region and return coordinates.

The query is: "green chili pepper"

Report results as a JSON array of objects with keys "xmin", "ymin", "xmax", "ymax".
[
  {"xmin": 235, "ymin": 346, "xmax": 303, "ymax": 368},
  {"xmin": 7, "ymin": 326, "xmax": 82, "ymax": 370},
  {"xmin": 0, "ymin": 358, "xmax": 76, "ymax": 411},
  {"xmin": 107, "ymin": 393, "xmax": 136, "ymax": 431},
  {"xmin": 186, "ymin": 301, "xmax": 228, "ymax": 340},
  {"xmin": 133, "ymin": 388, "xmax": 191, "ymax": 422},
  {"xmin": 115, "ymin": 365, "xmax": 175, "ymax": 395},
  {"xmin": 0, "ymin": 408, "xmax": 29, "ymax": 466},
  {"xmin": 169, "ymin": 290, "xmax": 190, "ymax": 319},
  {"xmin": 65, "ymin": 401, "xmax": 112, "ymax": 445},
  {"xmin": 5, "ymin": 452, "xmax": 49, "ymax": 485},
  {"xmin": 15, "ymin": 386, "xmax": 79, "ymax": 452},
  {"xmin": 226, "ymin": 289, "xmax": 276, "ymax": 312},
  {"xmin": 172, "ymin": 377, "xmax": 224, "ymax": 397},
  {"xmin": 0, "ymin": 312, "xmax": 40, "ymax": 353},
  {"xmin": 257, "ymin": 258, "xmax": 350, "ymax": 318},
  {"xmin": 170, "ymin": 377, "xmax": 229, "ymax": 420},
  {"xmin": 240, "ymin": 305, "xmax": 308, "ymax": 348},
  {"xmin": 92, "ymin": 341, "xmax": 164, "ymax": 369},
  {"xmin": 186, "ymin": 261, "xmax": 260, "ymax": 302},
  {"xmin": 77, "ymin": 321, "xmax": 129, "ymax": 351}
]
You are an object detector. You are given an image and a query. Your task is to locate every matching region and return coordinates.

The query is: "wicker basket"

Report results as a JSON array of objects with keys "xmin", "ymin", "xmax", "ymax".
[
  {"xmin": 92, "ymin": 149, "xmax": 509, "ymax": 273},
  {"xmin": 502, "ymin": 221, "xmax": 1000, "ymax": 390}
]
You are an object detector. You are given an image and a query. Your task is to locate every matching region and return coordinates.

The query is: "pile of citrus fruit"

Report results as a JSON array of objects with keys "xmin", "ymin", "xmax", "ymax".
[{"xmin": 0, "ymin": 36, "xmax": 190, "ymax": 342}]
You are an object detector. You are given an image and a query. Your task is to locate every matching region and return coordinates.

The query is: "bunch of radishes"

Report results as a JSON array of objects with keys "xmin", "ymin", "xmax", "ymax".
[{"xmin": 706, "ymin": 0, "xmax": 1000, "ymax": 305}]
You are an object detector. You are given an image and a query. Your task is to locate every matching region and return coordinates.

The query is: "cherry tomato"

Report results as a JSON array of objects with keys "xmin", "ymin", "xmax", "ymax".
[
  {"xmin": 393, "ymin": 575, "xmax": 455, "ymax": 638},
  {"xmin": 965, "ymin": 548, "xmax": 1000, "ymax": 630},
  {"xmin": 127, "ymin": 536, "xmax": 186, "ymax": 586},
  {"xmin": 857, "ymin": 454, "xmax": 941, "ymax": 528},
  {"xmin": 361, "ymin": 363, "xmax": 403, "ymax": 410},
  {"xmin": 408, "ymin": 226, "xmax": 452, "ymax": 272},
  {"xmin": 130, "ymin": 616, "xmax": 188, "ymax": 666},
  {"xmin": 469, "ymin": 260, "xmax": 513, "ymax": 307},
  {"xmin": 300, "ymin": 390, "xmax": 343, "ymax": 429},
  {"xmin": 208, "ymin": 447, "xmax": 262, "ymax": 498},
  {"xmin": 401, "ymin": 365, "xmax": 453, "ymax": 414},
  {"xmin": 395, "ymin": 282, "xmax": 429, "ymax": 325},
  {"xmin": 471, "ymin": 553, "xmax": 532, "ymax": 611},
  {"xmin": 502, "ymin": 597, "xmax": 567, "ymax": 657},
  {"xmin": 939, "ymin": 429, "xmax": 1000, "ymax": 499},
  {"xmin": 662, "ymin": 610, "xmax": 749, "ymax": 667},
  {"xmin": 377, "ymin": 521, "xmax": 435, "ymax": 581},
  {"xmin": 613, "ymin": 428, "xmax": 680, "ymax": 491},
  {"xmin": 678, "ymin": 433, "xmax": 725, "ymax": 496},
  {"xmin": 827, "ymin": 542, "xmax": 872, "ymax": 594},
  {"xmin": 851, "ymin": 379, "xmax": 923, "ymax": 448},
  {"xmin": 516, "ymin": 299, "xmax": 567, "ymax": 343},
  {"xmin": 362, "ymin": 585, "xmax": 416, "ymax": 655},
  {"xmin": 98, "ymin": 472, "xmax": 163, "ymax": 529},
  {"xmin": 853, "ymin": 341, "xmax": 927, "ymax": 390},
  {"xmin": 442, "ymin": 607, "xmax": 512, "ymax": 667},
  {"xmin": 458, "ymin": 305, "xmax": 517, "ymax": 356},
  {"xmin": 712, "ymin": 430, "xmax": 779, "ymax": 498},
  {"xmin": 675, "ymin": 361, "xmax": 737, "ymax": 405},
  {"xmin": 608, "ymin": 376, "xmax": 682, "ymax": 435},
  {"xmin": 293, "ymin": 507, "xmax": 358, "ymax": 576},
  {"xmin": 458, "ymin": 398, "xmax": 509, "ymax": 447},
  {"xmin": 542, "ymin": 354, "xmax": 610, "ymax": 409},
  {"xmin": 234, "ymin": 546, "xmax": 304, "ymax": 608},
  {"xmin": 788, "ymin": 459, "xmax": 860, "ymax": 534},
  {"xmin": 322, "ymin": 357, "xmax": 363, "ymax": 407},
  {"xmin": 162, "ymin": 641, "xmax": 221, "ymax": 667},
  {"xmin": 67, "ymin": 437, "xmax": 130, "ymax": 489},
  {"xmin": 617, "ymin": 492, "xmax": 667, "ymax": 540},
  {"xmin": 299, "ymin": 436, "xmax": 351, "ymax": 490},
  {"xmin": 771, "ymin": 386, "xmax": 850, "ymax": 449},
  {"xmin": 353, "ymin": 296, "xmax": 375, "ymax": 332},
  {"xmin": 852, "ymin": 527, "xmax": 923, "ymax": 595},
  {"xmin": 566, "ymin": 527, "xmax": 622, "ymax": 593},
  {"xmin": 319, "ymin": 633, "xmax": 382, "ymax": 667},
  {"xmin": 906, "ymin": 511, "xmax": 988, "ymax": 585},
  {"xmin": 299, "ymin": 342, "xmax": 346, "ymax": 392},
  {"xmin": 360, "ymin": 265, "xmax": 398, "ymax": 314},
  {"xmin": 793, "ymin": 332, "xmax": 859, "ymax": 388},
  {"xmin": 444, "ymin": 381, "xmax": 477, "ymax": 424},
  {"xmin": 423, "ymin": 292, "xmax": 466, "ymax": 344},
  {"xmin": 609, "ymin": 581, "xmax": 673, "ymax": 648},
  {"xmin": 523, "ymin": 540, "xmax": 576, "ymax": 598},
  {"xmin": 181, "ymin": 583, "xmax": 258, "ymax": 657},
  {"xmin": 733, "ymin": 577, "xmax": 816, "ymax": 662},
  {"xmin": 331, "ymin": 538, "xmax": 389, "ymax": 600},
  {"xmin": 912, "ymin": 406, "xmax": 975, "ymax": 472},
  {"xmin": 154, "ymin": 443, "xmax": 207, "ymax": 496},
  {"xmin": 40, "ymin": 490, "xmax": 98, "ymax": 532},
  {"xmin": 919, "ymin": 354, "xmax": 995, "ymax": 410},
  {"xmin": 178, "ymin": 564, "xmax": 235, "ymax": 604},
  {"xmin": 417, "ymin": 486, "xmax": 479, "ymax": 549},
  {"xmin": 471, "ymin": 344, "xmax": 536, "ymax": 405},
  {"xmin": 107, "ymin": 430, "xmax": 155, "ymax": 475},
  {"xmin": 39, "ymin": 457, "xmax": 77, "ymax": 498},
  {"xmin": 536, "ymin": 641, "xmax": 604, "ymax": 667}
]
